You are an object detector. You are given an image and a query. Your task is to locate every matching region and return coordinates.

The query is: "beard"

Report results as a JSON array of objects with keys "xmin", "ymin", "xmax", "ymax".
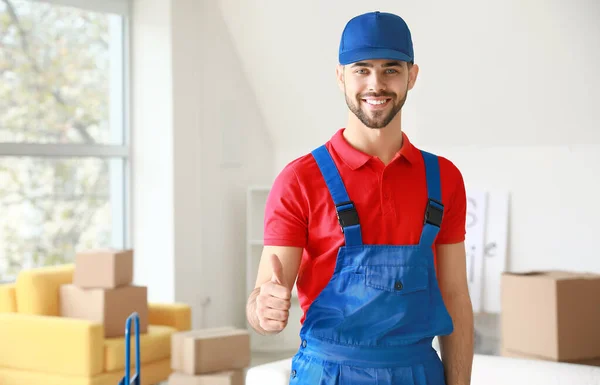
[{"xmin": 345, "ymin": 88, "xmax": 408, "ymax": 129}]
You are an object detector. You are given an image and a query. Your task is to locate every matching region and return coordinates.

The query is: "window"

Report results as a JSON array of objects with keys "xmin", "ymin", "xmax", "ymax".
[{"xmin": 0, "ymin": 0, "xmax": 130, "ymax": 281}]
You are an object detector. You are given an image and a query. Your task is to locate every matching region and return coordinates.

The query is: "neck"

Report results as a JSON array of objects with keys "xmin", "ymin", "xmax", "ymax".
[{"xmin": 343, "ymin": 112, "xmax": 404, "ymax": 165}]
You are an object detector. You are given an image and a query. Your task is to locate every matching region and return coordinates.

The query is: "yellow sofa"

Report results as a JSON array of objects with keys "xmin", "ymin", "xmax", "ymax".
[{"xmin": 0, "ymin": 264, "xmax": 191, "ymax": 385}]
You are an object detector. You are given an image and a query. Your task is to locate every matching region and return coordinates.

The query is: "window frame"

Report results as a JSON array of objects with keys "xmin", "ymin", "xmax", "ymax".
[
  {"xmin": 0, "ymin": 0, "xmax": 133, "ymax": 280},
  {"xmin": 28, "ymin": 0, "xmax": 131, "ymax": 16}
]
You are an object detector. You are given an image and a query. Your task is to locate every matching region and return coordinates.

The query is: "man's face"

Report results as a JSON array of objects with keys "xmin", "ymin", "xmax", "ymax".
[{"xmin": 336, "ymin": 59, "xmax": 418, "ymax": 129}]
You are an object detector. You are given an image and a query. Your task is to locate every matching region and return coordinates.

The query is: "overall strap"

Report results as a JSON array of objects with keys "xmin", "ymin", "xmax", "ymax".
[
  {"xmin": 419, "ymin": 150, "xmax": 444, "ymax": 247},
  {"xmin": 311, "ymin": 145, "xmax": 363, "ymax": 247}
]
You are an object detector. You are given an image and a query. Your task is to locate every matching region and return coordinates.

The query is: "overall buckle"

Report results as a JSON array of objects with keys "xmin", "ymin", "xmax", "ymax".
[
  {"xmin": 424, "ymin": 198, "xmax": 444, "ymax": 227},
  {"xmin": 336, "ymin": 201, "xmax": 359, "ymax": 232}
]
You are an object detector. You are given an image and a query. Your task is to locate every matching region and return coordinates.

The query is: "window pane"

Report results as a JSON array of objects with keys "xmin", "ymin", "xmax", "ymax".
[
  {"xmin": 0, "ymin": 0, "xmax": 124, "ymax": 144},
  {"xmin": 0, "ymin": 156, "xmax": 124, "ymax": 281}
]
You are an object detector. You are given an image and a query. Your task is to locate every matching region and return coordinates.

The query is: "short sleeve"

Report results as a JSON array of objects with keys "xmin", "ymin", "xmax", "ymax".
[
  {"xmin": 263, "ymin": 164, "xmax": 308, "ymax": 247},
  {"xmin": 436, "ymin": 162, "xmax": 467, "ymax": 244}
]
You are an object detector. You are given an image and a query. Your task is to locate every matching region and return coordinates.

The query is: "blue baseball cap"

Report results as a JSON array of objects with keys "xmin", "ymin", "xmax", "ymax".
[{"xmin": 339, "ymin": 11, "xmax": 414, "ymax": 65}]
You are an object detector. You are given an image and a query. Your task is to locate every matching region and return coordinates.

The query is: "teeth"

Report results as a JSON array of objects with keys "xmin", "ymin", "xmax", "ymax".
[{"xmin": 366, "ymin": 99, "xmax": 387, "ymax": 105}]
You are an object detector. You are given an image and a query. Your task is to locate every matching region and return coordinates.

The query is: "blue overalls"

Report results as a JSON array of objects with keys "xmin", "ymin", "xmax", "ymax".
[{"xmin": 289, "ymin": 145, "xmax": 454, "ymax": 385}]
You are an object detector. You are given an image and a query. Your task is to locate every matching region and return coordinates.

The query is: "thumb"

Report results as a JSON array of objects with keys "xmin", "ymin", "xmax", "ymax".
[{"xmin": 270, "ymin": 254, "xmax": 286, "ymax": 286}]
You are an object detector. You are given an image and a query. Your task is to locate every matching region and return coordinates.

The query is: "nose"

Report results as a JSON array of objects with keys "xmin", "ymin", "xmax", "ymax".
[{"xmin": 367, "ymin": 72, "xmax": 386, "ymax": 93}]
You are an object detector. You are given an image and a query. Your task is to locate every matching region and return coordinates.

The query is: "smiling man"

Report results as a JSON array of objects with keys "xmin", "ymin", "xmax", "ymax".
[{"xmin": 246, "ymin": 10, "xmax": 474, "ymax": 385}]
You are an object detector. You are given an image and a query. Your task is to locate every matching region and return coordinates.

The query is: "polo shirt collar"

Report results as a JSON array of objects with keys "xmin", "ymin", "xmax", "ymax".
[{"xmin": 330, "ymin": 128, "xmax": 419, "ymax": 170}]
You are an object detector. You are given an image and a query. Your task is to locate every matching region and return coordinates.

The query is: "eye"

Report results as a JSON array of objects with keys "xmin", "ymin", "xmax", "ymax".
[
  {"xmin": 385, "ymin": 69, "xmax": 398, "ymax": 74},
  {"xmin": 355, "ymin": 69, "xmax": 368, "ymax": 75}
]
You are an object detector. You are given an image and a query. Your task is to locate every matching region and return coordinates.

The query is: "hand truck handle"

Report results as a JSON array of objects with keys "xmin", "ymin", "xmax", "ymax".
[{"xmin": 124, "ymin": 312, "xmax": 141, "ymax": 385}]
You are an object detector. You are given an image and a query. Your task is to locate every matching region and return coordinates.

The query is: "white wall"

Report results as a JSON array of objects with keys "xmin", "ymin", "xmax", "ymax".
[
  {"xmin": 131, "ymin": 0, "xmax": 175, "ymax": 302},
  {"xmin": 131, "ymin": 0, "xmax": 273, "ymax": 329},
  {"xmin": 218, "ymin": 0, "xmax": 600, "ymax": 312},
  {"xmin": 219, "ymin": 0, "xmax": 600, "ymax": 158}
]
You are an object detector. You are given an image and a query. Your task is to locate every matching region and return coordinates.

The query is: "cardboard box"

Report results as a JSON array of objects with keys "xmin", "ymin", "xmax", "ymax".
[
  {"xmin": 501, "ymin": 347, "xmax": 600, "ymax": 367},
  {"xmin": 501, "ymin": 271, "xmax": 600, "ymax": 362},
  {"xmin": 59, "ymin": 284, "xmax": 148, "ymax": 338},
  {"xmin": 171, "ymin": 327, "xmax": 250, "ymax": 375},
  {"xmin": 73, "ymin": 249, "xmax": 133, "ymax": 289},
  {"xmin": 168, "ymin": 370, "xmax": 244, "ymax": 385}
]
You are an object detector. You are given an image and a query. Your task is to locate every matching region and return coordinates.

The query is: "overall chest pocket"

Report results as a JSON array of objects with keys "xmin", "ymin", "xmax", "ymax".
[{"xmin": 365, "ymin": 265, "xmax": 429, "ymax": 295}]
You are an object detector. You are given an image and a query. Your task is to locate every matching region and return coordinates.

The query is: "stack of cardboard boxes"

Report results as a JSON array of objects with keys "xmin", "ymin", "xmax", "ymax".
[
  {"xmin": 501, "ymin": 270, "xmax": 600, "ymax": 366},
  {"xmin": 59, "ymin": 249, "xmax": 148, "ymax": 338},
  {"xmin": 169, "ymin": 327, "xmax": 250, "ymax": 385}
]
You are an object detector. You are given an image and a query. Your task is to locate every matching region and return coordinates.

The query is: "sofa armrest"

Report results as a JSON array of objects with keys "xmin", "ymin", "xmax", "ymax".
[
  {"xmin": 148, "ymin": 302, "xmax": 191, "ymax": 331},
  {"xmin": 0, "ymin": 313, "xmax": 104, "ymax": 376},
  {"xmin": 0, "ymin": 283, "xmax": 17, "ymax": 313}
]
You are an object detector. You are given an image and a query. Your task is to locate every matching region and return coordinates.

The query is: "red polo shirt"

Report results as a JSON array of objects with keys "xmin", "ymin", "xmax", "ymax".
[{"xmin": 264, "ymin": 128, "xmax": 467, "ymax": 324}]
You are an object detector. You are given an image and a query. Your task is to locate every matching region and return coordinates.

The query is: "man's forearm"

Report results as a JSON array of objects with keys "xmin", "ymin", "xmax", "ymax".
[{"xmin": 439, "ymin": 291, "xmax": 474, "ymax": 385}]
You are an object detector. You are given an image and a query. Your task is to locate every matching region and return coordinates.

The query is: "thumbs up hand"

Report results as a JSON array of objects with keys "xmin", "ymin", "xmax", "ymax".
[
  {"xmin": 270, "ymin": 253, "xmax": 286, "ymax": 285},
  {"xmin": 256, "ymin": 254, "xmax": 292, "ymax": 333}
]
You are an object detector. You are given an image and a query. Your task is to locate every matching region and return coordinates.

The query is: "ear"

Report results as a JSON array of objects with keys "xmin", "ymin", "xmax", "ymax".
[
  {"xmin": 335, "ymin": 64, "xmax": 345, "ymax": 92},
  {"xmin": 407, "ymin": 63, "xmax": 419, "ymax": 91}
]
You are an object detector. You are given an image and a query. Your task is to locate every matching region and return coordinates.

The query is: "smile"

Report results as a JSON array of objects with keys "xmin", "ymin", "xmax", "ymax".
[{"xmin": 362, "ymin": 98, "xmax": 391, "ymax": 108}]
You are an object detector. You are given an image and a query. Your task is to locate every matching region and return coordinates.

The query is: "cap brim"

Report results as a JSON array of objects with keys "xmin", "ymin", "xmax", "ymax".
[{"xmin": 339, "ymin": 47, "xmax": 413, "ymax": 65}]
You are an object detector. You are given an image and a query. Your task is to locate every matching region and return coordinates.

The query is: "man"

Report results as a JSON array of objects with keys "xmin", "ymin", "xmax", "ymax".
[{"xmin": 246, "ymin": 10, "xmax": 474, "ymax": 385}]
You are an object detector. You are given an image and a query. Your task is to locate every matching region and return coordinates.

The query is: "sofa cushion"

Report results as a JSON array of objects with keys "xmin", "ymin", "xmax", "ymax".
[
  {"xmin": 0, "ymin": 357, "xmax": 172, "ymax": 385},
  {"xmin": 104, "ymin": 324, "xmax": 176, "ymax": 371},
  {"xmin": 0, "ymin": 284, "xmax": 17, "ymax": 313},
  {"xmin": 0, "ymin": 313, "xmax": 104, "ymax": 377},
  {"xmin": 15, "ymin": 264, "xmax": 74, "ymax": 316}
]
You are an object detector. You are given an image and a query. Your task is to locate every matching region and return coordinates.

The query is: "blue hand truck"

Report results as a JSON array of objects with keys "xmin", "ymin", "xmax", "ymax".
[{"xmin": 118, "ymin": 312, "xmax": 141, "ymax": 385}]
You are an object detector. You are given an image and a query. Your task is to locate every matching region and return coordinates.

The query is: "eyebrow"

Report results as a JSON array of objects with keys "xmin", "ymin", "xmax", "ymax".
[{"xmin": 351, "ymin": 61, "xmax": 403, "ymax": 68}]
